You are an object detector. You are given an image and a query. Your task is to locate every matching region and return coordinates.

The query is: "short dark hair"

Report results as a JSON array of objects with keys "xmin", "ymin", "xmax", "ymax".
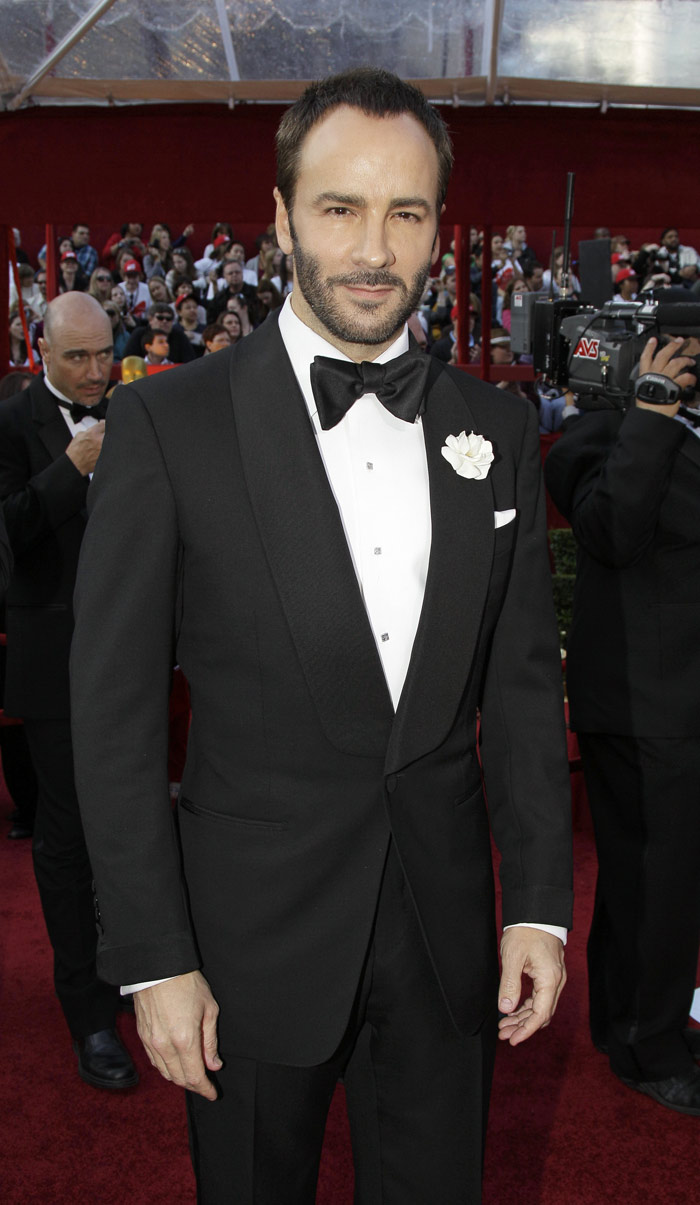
[
  {"xmin": 275, "ymin": 67, "xmax": 453, "ymax": 214},
  {"xmin": 142, "ymin": 329, "xmax": 168, "ymax": 354},
  {"xmin": 203, "ymin": 323, "xmax": 228, "ymax": 345},
  {"xmin": 148, "ymin": 303, "xmax": 174, "ymax": 320}
]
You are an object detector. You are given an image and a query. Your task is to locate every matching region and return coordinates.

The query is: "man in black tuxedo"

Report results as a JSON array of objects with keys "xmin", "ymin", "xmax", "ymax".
[
  {"xmin": 0, "ymin": 293, "xmax": 137, "ymax": 1090},
  {"xmin": 545, "ymin": 334, "xmax": 700, "ymax": 1116},
  {"xmin": 72, "ymin": 70, "xmax": 572, "ymax": 1201}
]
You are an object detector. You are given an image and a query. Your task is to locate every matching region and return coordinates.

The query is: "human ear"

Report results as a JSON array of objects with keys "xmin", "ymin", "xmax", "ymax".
[{"xmin": 274, "ymin": 187, "xmax": 293, "ymax": 255}]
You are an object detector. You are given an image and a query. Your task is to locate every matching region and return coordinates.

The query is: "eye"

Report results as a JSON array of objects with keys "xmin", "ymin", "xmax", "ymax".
[{"xmin": 394, "ymin": 211, "xmax": 421, "ymax": 223}]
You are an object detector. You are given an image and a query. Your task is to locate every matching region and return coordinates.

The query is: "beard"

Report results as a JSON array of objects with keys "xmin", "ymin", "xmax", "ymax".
[{"xmin": 289, "ymin": 216, "xmax": 434, "ymax": 346}]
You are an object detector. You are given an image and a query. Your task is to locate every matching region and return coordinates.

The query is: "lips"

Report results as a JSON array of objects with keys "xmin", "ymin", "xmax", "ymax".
[{"xmin": 343, "ymin": 284, "xmax": 394, "ymax": 299}]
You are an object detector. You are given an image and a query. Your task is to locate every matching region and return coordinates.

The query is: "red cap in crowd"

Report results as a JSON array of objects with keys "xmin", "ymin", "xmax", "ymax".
[
  {"xmin": 213, "ymin": 234, "xmax": 231, "ymax": 248},
  {"xmin": 616, "ymin": 267, "xmax": 637, "ymax": 283},
  {"xmin": 61, "ymin": 250, "xmax": 77, "ymax": 262},
  {"xmin": 123, "ymin": 259, "xmax": 140, "ymax": 274}
]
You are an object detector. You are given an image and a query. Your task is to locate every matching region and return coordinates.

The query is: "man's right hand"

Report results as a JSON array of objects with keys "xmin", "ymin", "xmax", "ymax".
[
  {"xmin": 636, "ymin": 336, "xmax": 696, "ymax": 418},
  {"xmin": 134, "ymin": 970, "xmax": 222, "ymax": 1100},
  {"xmin": 65, "ymin": 421, "xmax": 106, "ymax": 476}
]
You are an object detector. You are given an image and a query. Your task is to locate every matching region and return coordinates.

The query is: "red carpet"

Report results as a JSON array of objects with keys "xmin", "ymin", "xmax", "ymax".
[{"xmin": 1, "ymin": 780, "xmax": 698, "ymax": 1204}]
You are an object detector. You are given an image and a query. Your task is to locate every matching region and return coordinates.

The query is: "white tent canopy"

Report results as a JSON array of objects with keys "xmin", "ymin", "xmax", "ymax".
[{"xmin": 2, "ymin": 0, "xmax": 699, "ymax": 110}]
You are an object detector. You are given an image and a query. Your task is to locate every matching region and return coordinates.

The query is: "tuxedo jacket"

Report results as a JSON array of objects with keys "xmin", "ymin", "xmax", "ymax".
[
  {"xmin": 0, "ymin": 376, "xmax": 90, "ymax": 718},
  {"xmin": 545, "ymin": 405, "xmax": 700, "ymax": 737},
  {"xmin": 71, "ymin": 315, "xmax": 573, "ymax": 1066}
]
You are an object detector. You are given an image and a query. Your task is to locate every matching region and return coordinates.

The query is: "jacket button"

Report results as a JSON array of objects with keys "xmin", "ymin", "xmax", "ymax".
[{"xmin": 386, "ymin": 774, "xmax": 398, "ymax": 794}]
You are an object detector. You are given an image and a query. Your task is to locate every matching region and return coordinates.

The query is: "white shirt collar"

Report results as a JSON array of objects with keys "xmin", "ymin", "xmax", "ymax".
[
  {"xmin": 277, "ymin": 293, "xmax": 409, "ymax": 422},
  {"xmin": 43, "ymin": 373, "xmax": 78, "ymax": 407}
]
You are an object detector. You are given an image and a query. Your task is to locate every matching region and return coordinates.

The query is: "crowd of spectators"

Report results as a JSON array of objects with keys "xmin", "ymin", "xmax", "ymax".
[
  {"xmin": 6, "ymin": 219, "xmax": 700, "ymax": 431},
  {"xmin": 6, "ymin": 220, "xmax": 293, "ymax": 372}
]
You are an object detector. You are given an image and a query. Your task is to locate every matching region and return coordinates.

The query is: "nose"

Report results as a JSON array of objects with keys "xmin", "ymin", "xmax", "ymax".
[
  {"xmin": 350, "ymin": 214, "xmax": 395, "ymax": 270},
  {"xmin": 87, "ymin": 356, "xmax": 107, "ymax": 381}
]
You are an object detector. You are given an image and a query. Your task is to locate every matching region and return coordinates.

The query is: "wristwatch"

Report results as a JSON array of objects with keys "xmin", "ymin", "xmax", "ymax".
[{"xmin": 635, "ymin": 372, "xmax": 680, "ymax": 406}]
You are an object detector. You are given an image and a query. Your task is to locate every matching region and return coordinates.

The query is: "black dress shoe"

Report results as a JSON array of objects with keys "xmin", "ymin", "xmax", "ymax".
[
  {"xmin": 72, "ymin": 1029, "xmax": 139, "ymax": 1091},
  {"xmin": 616, "ymin": 1064, "xmax": 700, "ymax": 1116},
  {"xmin": 7, "ymin": 822, "xmax": 33, "ymax": 839}
]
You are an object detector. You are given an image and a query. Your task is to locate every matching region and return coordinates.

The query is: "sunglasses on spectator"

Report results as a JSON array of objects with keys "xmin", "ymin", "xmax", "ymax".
[
  {"xmin": 96, "ymin": 274, "xmax": 112, "ymax": 282},
  {"xmin": 156, "ymin": 313, "xmax": 174, "ymax": 321}
]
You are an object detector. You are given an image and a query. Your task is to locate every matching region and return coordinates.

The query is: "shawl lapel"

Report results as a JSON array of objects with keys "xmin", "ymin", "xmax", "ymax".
[
  {"xmin": 30, "ymin": 376, "xmax": 73, "ymax": 462},
  {"xmin": 228, "ymin": 319, "xmax": 394, "ymax": 759},
  {"xmin": 386, "ymin": 361, "xmax": 496, "ymax": 773}
]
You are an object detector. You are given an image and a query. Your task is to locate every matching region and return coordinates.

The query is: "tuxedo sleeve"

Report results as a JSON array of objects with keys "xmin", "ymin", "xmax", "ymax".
[
  {"xmin": 0, "ymin": 411, "xmax": 87, "ymax": 556},
  {"xmin": 71, "ymin": 385, "xmax": 200, "ymax": 985},
  {"xmin": 0, "ymin": 505, "xmax": 12, "ymax": 592},
  {"xmin": 479, "ymin": 401, "xmax": 573, "ymax": 930},
  {"xmin": 544, "ymin": 407, "xmax": 686, "ymax": 567}
]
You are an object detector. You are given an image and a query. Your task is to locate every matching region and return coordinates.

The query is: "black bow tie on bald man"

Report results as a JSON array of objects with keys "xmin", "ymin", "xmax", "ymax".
[
  {"xmin": 56, "ymin": 398, "xmax": 108, "ymax": 423},
  {"xmin": 310, "ymin": 348, "xmax": 431, "ymax": 431}
]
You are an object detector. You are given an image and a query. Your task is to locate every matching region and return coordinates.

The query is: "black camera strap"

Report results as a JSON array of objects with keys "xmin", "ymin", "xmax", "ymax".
[{"xmin": 635, "ymin": 373, "xmax": 681, "ymax": 406}]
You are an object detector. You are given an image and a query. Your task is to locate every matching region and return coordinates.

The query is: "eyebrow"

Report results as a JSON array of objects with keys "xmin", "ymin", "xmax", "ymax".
[
  {"xmin": 62, "ymin": 345, "xmax": 113, "ymax": 356},
  {"xmin": 312, "ymin": 192, "xmax": 432, "ymax": 212}
]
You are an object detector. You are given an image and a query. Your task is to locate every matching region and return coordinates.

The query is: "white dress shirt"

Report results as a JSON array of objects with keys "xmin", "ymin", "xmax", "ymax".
[
  {"xmin": 43, "ymin": 375, "xmax": 101, "ymax": 451},
  {"xmin": 123, "ymin": 297, "xmax": 564, "ymax": 994},
  {"xmin": 278, "ymin": 296, "xmax": 431, "ymax": 711}
]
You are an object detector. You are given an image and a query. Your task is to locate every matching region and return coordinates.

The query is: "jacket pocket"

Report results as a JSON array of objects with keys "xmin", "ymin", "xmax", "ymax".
[{"xmin": 179, "ymin": 796, "xmax": 288, "ymax": 833}]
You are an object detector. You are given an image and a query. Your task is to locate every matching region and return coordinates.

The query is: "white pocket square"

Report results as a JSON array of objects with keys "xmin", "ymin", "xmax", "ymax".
[{"xmin": 494, "ymin": 509, "xmax": 516, "ymax": 528}]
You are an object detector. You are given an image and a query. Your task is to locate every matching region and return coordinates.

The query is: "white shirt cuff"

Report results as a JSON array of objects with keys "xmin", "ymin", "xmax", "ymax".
[
  {"xmin": 504, "ymin": 922, "xmax": 567, "ymax": 945},
  {"xmin": 121, "ymin": 977, "xmax": 177, "ymax": 994},
  {"xmin": 124, "ymin": 922, "xmax": 568, "ymax": 996}
]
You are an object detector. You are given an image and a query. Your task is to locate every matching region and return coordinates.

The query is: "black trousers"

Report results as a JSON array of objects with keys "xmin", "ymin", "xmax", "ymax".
[
  {"xmin": 187, "ymin": 843, "xmax": 497, "ymax": 1204},
  {"xmin": 579, "ymin": 732, "xmax": 700, "ymax": 1081},
  {"xmin": 0, "ymin": 721, "xmax": 37, "ymax": 828},
  {"xmin": 23, "ymin": 717, "xmax": 119, "ymax": 1039}
]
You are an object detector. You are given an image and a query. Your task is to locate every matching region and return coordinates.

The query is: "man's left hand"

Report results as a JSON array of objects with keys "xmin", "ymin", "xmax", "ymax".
[{"xmin": 497, "ymin": 927, "xmax": 566, "ymax": 1045}]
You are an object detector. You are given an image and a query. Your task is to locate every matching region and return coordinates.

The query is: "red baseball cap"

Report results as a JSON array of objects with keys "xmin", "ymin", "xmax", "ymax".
[
  {"xmin": 123, "ymin": 259, "xmax": 140, "ymax": 274},
  {"xmin": 213, "ymin": 234, "xmax": 231, "ymax": 248}
]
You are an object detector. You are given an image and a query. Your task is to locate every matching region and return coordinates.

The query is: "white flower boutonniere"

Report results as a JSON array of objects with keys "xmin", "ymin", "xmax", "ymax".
[{"xmin": 441, "ymin": 430, "xmax": 494, "ymax": 480}]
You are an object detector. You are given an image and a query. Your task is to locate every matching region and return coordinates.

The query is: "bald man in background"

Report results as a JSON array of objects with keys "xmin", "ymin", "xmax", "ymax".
[{"xmin": 0, "ymin": 294, "xmax": 137, "ymax": 1090}]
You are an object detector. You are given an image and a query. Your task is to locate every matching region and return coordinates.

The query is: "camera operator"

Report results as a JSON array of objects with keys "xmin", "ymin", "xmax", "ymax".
[
  {"xmin": 634, "ymin": 228, "xmax": 700, "ymax": 288},
  {"xmin": 545, "ymin": 334, "xmax": 700, "ymax": 1116}
]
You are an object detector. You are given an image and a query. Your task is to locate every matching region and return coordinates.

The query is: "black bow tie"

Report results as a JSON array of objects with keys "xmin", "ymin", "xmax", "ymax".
[
  {"xmin": 310, "ymin": 349, "xmax": 430, "ymax": 431},
  {"xmin": 56, "ymin": 397, "xmax": 108, "ymax": 423}
]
